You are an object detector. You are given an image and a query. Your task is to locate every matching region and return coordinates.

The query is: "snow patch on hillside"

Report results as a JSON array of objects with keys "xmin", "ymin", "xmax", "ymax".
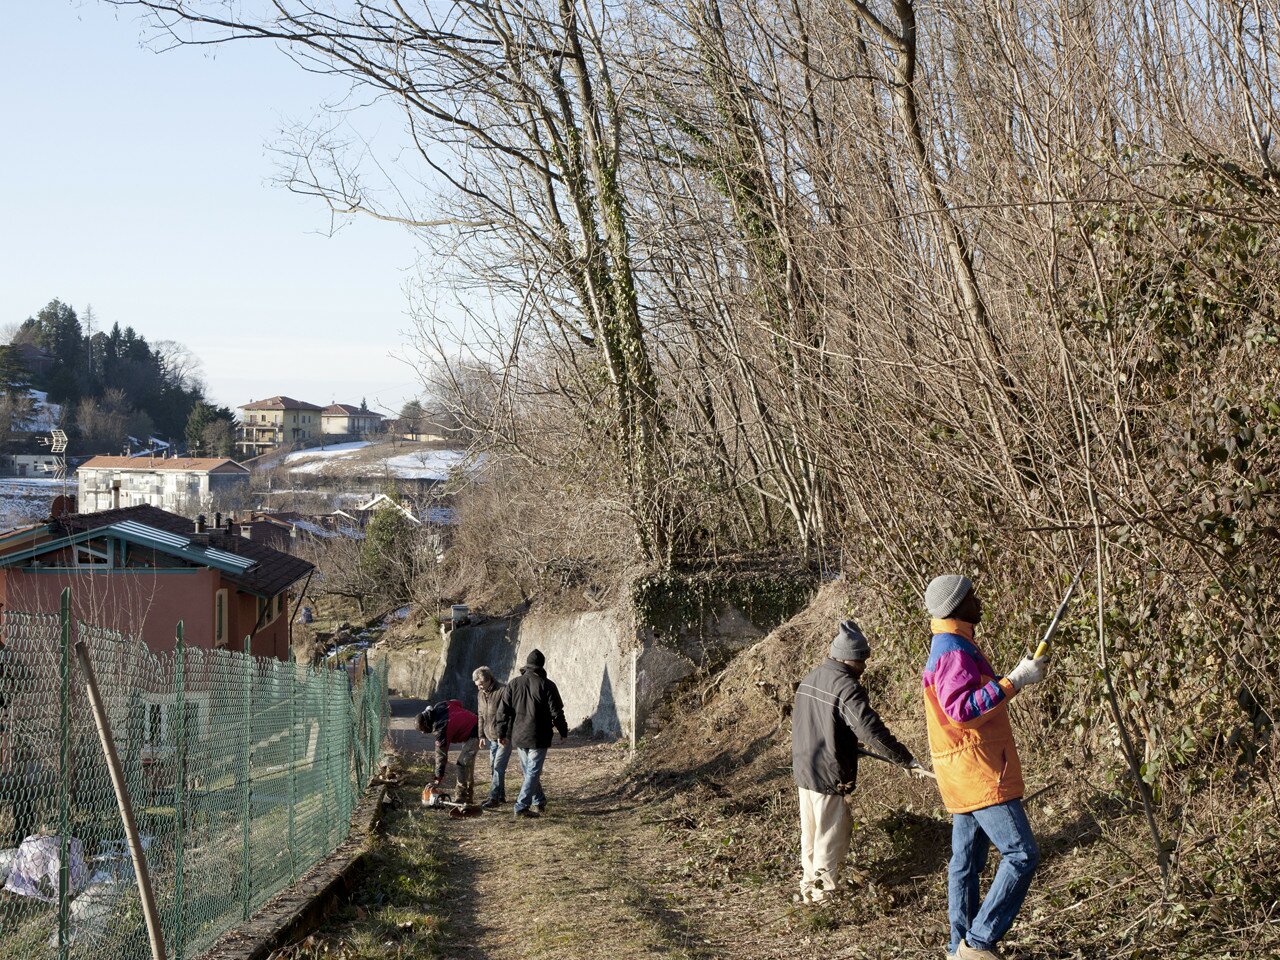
[
  {"xmin": 284, "ymin": 441, "xmax": 372, "ymax": 462},
  {"xmin": 381, "ymin": 449, "xmax": 469, "ymax": 480}
]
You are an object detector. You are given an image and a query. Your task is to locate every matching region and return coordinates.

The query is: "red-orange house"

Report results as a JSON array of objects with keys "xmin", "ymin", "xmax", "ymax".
[{"xmin": 0, "ymin": 505, "xmax": 314, "ymax": 659}]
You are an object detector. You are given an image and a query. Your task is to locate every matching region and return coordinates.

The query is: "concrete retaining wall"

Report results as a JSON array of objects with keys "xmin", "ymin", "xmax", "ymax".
[
  {"xmin": 407, "ymin": 601, "xmax": 767, "ymax": 739},
  {"xmin": 385, "ymin": 647, "xmax": 447, "ymax": 701}
]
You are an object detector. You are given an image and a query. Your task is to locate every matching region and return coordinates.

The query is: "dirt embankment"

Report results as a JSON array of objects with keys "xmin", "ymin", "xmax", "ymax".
[{"xmin": 623, "ymin": 582, "xmax": 1277, "ymax": 960}]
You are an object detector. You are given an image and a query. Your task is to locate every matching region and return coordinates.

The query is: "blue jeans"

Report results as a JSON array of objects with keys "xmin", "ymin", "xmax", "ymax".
[
  {"xmin": 949, "ymin": 799, "xmax": 1039, "ymax": 953},
  {"xmin": 488, "ymin": 740, "xmax": 512, "ymax": 802},
  {"xmin": 514, "ymin": 747, "xmax": 547, "ymax": 813}
]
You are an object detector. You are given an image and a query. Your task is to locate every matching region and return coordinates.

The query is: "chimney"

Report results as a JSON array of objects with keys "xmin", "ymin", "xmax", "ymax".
[
  {"xmin": 195, "ymin": 514, "xmax": 207, "ymax": 534},
  {"xmin": 214, "ymin": 511, "xmax": 223, "ymax": 530},
  {"xmin": 241, "ymin": 524, "xmax": 252, "ymax": 541}
]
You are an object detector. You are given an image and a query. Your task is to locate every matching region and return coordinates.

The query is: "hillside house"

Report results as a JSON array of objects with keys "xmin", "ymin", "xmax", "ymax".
[
  {"xmin": 77, "ymin": 457, "xmax": 250, "ymax": 515},
  {"xmin": 236, "ymin": 396, "xmax": 324, "ymax": 457},
  {"xmin": 384, "ymin": 416, "xmax": 452, "ymax": 443},
  {"xmin": 1, "ymin": 454, "xmax": 62, "ymax": 478},
  {"xmin": 321, "ymin": 404, "xmax": 383, "ymax": 438},
  {"xmin": 232, "ymin": 510, "xmax": 363, "ymax": 555},
  {"xmin": 0, "ymin": 505, "xmax": 313, "ymax": 659}
]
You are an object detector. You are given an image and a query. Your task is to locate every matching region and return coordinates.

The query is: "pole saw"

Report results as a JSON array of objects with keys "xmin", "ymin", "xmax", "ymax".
[{"xmin": 1033, "ymin": 561, "xmax": 1088, "ymax": 660}]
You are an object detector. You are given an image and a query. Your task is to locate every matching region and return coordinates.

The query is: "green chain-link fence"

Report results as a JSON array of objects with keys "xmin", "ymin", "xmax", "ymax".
[{"xmin": 0, "ymin": 588, "xmax": 389, "ymax": 960}]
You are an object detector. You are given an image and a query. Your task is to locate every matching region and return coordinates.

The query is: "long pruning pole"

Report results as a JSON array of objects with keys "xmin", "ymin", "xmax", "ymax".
[{"xmin": 73, "ymin": 636, "xmax": 167, "ymax": 960}]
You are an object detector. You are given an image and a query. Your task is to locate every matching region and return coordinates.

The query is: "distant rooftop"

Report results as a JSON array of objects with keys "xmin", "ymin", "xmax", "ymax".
[
  {"xmin": 322, "ymin": 403, "xmax": 383, "ymax": 417},
  {"xmin": 239, "ymin": 395, "xmax": 324, "ymax": 412},
  {"xmin": 79, "ymin": 457, "xmax": 249, "ymax": 474}
]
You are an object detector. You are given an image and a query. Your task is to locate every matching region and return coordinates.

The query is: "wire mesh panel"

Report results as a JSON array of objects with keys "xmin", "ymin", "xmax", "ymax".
[{"xmin": 0, "ymin": 595, "xmax": 389, "ymax": 960}]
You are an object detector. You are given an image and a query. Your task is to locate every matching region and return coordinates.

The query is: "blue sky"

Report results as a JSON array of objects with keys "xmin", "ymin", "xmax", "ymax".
[{"xmin": 1, "ymin": 1, "xmax": 431, "ymax": 417}]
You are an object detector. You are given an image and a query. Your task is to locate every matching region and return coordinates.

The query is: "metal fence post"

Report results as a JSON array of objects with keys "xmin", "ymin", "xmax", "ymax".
[
  {"xmin": 57, "ymin": 587, "xmax": 71, "ymax": 960},
  {"xmin": 174, "ymin": 621, "xmax": 187, "ymax": 960},
  {"xmin": 287, "ymin": 660, "xmax": 297, "ymax": 882},
  {"xmin": 241, "ymin": 634, "xmax": 252, "ymax": 920}
]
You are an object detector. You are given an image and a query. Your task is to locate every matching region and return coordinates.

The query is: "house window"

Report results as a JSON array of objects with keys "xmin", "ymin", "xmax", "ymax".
[
  {"xmin": 137, "ymin": 698, "xmax": 205, "ymax": 758},
  {"xmin": 215, "ymin": 589, "xmax": 229, "ymax": 646},
  {"xmin": 259, "ymin": 593, "xmax": 285, "ymax": 625}
]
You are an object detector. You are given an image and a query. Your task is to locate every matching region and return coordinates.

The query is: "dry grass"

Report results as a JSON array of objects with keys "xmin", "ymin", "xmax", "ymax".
[{"xmin": 268, "ymin": 763, "xmax": 449, "ymax": 960}]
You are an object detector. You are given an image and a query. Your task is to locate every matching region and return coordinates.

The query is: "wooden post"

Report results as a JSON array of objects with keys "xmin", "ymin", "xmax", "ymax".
[{"xmin": 72, "ymin": 640, "xmax": 167, "ymax": 960}]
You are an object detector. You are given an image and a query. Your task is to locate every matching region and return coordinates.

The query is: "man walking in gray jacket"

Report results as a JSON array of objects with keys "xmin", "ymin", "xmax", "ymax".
[
  {"xmin": 473, "ymin": 666, "xmax": 511, "ymax": 809},
  {"xmin": 792, "ymin": 620, "xmax": 928, "ymax": 903}
]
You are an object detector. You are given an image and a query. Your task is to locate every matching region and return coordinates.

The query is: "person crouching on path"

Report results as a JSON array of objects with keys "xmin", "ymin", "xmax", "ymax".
[
  {"xmin": 473, "ymin": 666, "xmax": 511, "ymax": 809},
  {"xmin": 922, "ymin": 575, "xmax": 1048, "ymax": 960},
  {"xmin": 495, "ymin": 649, "xmax": 568, "ymax": 819},
  {"xmin": 792, "ymin": 620, "xmax": 929, "ymax": 904},
  {"xmin": 418, "ymin": 699, "xmax": 480, "ymax": 805}
]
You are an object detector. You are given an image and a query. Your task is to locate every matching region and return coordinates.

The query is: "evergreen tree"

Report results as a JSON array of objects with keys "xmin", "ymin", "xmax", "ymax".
[
  {"xmin": 15, "ymin": 298, "xmax": 209, "ymax": 444},
  {"xmin": 0, "ymin": 346, "xmax": 32, "ymax": 399},
  {"xmin": 359, "ymin": 496, "xmax": 418, "ymax": 602},
  {"xmin": 23, "ymin": 300, "xmax": 86, "ymax": 404},
  {"xmin": 184, "ymin": 400, "xmax": 235, "ymax": 455}
]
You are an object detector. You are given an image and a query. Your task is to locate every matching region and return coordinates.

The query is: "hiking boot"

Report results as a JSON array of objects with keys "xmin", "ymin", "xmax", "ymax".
[
  {"xmin": 514, "ymin": 808, "xmax": 540, "ymax": 819},
  {"xmin": 956, "ymin": 942, "xmax": 1003, "ymax": 960},
  {"xmin": 480, "ymin": 798, "xmax": 501, "ymax": 810}
]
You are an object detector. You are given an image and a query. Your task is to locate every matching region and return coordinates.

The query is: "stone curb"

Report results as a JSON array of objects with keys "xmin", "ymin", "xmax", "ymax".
[{"xmin": 196, "ymin": 783, "xmax": 388, "ymax": 960}]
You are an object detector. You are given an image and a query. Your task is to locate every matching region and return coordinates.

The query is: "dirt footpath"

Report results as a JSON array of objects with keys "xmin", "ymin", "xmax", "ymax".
[{"xmin": 388, "ymin": 704, "xmax": 889, "ymax": 960}]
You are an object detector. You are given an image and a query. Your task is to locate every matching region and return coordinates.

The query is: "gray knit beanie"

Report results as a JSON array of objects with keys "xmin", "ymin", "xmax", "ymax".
[
  {"xmin": 830, "ymin": 620, "xmax": 871, "ymax": 661},
  {"xmin": 925, "ymin": 575, "xmax": 973, "ymax": 619}
]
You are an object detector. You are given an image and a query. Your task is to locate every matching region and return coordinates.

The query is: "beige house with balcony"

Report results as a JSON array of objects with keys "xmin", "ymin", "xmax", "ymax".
[
  {"xmin": 236, "ymin": 396, "xmax": 323, "ymax": 457},
  {"xmin": 321, "ymin": 403, "xmax": 384, "ymax": 438}
]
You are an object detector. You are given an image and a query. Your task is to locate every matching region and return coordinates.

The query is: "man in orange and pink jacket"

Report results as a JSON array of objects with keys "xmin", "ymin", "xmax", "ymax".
[{"xmin": 922, "ymin": 575, "xmax": 1049, "ymax": 960}]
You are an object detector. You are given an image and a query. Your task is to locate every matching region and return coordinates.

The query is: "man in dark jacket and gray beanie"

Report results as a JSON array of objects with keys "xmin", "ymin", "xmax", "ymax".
[
  {"xmin": 495, "ymin": 649, "xmax": 568, "ymax": 818},
  {"xmin": 792, "ymin": 619, "xmax": 928, "ymax": 903}
]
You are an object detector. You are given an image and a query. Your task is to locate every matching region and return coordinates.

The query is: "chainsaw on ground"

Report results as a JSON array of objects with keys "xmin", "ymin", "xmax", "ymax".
[{"xmin": 421, "ymin": 782, "xmax": 484, "ymax": 818}]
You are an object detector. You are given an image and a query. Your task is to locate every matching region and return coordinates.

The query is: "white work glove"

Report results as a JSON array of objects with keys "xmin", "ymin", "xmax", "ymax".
[
  {"xmin": 906, "ymin": 760, "xmax": 933, "ymax": 780},
  {"xmin": 1006, "ymin": 655, "xmax": 1049, "ymax": 691}
]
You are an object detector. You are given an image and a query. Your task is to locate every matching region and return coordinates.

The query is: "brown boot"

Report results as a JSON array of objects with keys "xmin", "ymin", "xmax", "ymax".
[{"xmin": 956, "ymin": 942, "xmax": 1004, "ymax": 960}]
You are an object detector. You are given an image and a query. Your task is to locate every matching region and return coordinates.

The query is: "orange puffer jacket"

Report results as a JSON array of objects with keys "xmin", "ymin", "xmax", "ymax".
[{"xmin": 921, "ymin": 619, "xmax": 1025, "ymax": 814}]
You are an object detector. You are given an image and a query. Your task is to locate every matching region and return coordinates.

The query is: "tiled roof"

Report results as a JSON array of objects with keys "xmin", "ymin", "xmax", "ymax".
[
  {"xmin": 322, "ymin": 403, "xmax": 382, "ymax": 417},
  {"xmin": 79, "ymin": 457, "xmax": 249, "ymax": 474},
  {"xmin": 53, "ymin": 505, "xmax": 313, "ymax": 597},
  {"xmin": 238, "ymin": 396, "xmax": 323, "ymax": 412}
]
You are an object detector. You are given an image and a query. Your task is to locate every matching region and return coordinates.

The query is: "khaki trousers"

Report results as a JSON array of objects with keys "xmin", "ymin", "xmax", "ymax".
[
  {"xmin": 798, "ymin": 787, "xmax": 853, "ymax": 902},
  {"xmin": 452, "ymin": 737, "xmax": 479, "ymax": 803}
]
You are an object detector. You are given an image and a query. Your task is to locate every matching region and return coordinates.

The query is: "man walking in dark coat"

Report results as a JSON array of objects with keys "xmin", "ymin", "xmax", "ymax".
[
  {"xmin": 495, "ymin": 649, "xmax": 568, "ymax": 819},
  {"xmin": 792, "ymin": 620, "xmax": 928, "ymax": 903}
]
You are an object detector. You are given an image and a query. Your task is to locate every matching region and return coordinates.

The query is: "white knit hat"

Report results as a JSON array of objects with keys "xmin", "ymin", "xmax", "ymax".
[{"xmin": 925, "ymin": 575, "xmax": 973, "ymax": 619}]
